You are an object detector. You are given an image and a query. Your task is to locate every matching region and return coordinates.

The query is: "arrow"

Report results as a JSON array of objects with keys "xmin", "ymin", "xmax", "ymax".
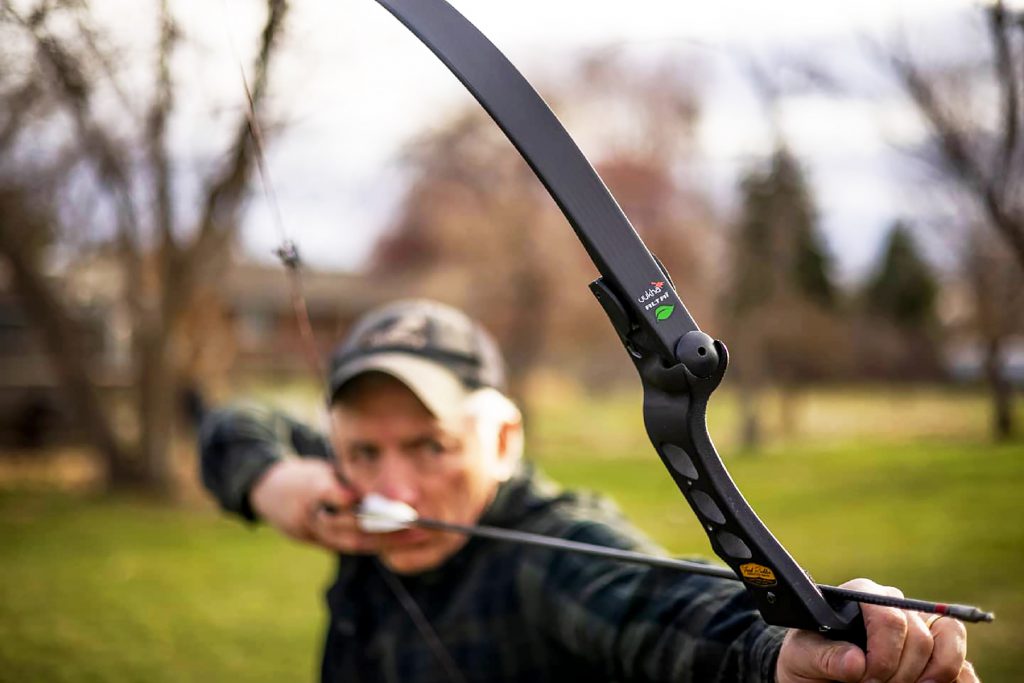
[{"xmin": 352, "ymin": 494, "xmax": 994, "ymax": 624}]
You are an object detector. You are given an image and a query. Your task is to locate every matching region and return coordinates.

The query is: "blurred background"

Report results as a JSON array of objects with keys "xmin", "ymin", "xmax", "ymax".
[{"xmin": 1, "ymin": 0, "xmax": 1022, "ymax": 679}]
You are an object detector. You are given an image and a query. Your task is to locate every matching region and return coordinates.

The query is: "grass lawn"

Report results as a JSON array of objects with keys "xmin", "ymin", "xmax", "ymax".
[
  {"xmin": 0, "ymin": 493, "xmax": 333, "ymax": 682},
  {"xmin": 0, "ymin": 386, "xmax": 1021, "ymax": 680}
]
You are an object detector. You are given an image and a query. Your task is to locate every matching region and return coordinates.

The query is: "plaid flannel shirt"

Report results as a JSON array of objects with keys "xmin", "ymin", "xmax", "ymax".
[{"xmin": 200, "ymin": 407, "xmax": 785, "ymax": 682}]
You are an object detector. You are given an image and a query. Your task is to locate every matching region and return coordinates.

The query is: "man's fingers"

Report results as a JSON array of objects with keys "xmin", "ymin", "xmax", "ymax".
[
  {"xmin": 886, "ymin": 612, "xmax": 934, "ymax": 682},
  {"xmin": 837, "ymin": 579, "xmax": 909, "ymax": 682},
  {"xmin": 310, "ymin": 467, "xmax": 358, "ymax": 511},
  {"xmin": 810, "ymin": 639, "xmax": 863, "ymax": 682},
  {"xmin": 801, "ymin": 580, "xmax": 974, "ymax": 683},
  {"xmin": 863, "ymin": 603, "xmax": 907, "ymax": 680},
  {"xmin": 777, "ymin": 629, "xmax": 865, "ymax": 683},
  {"xmin": 313, "ymin": 507, "xmax": 361, "ymax": 533},
  {"xmin": 917, "ymin": 616, "xmax": 968, "ymax": 683},
  {"xmin": 311, "ymin": 507, "xmax": 376, "ymax": 553},
  {"xmin": 957, "ymin": 660, "xmax": 980, "ymax": 683},
  {"xmin": 325, "ymin": 479, "xmax": 358, "ymax": 505}
]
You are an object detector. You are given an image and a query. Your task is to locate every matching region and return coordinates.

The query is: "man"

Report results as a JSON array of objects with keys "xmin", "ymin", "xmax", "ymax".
[{"xmin": 200, "ymin": 299, "xmax": 976, "ymax": 682}]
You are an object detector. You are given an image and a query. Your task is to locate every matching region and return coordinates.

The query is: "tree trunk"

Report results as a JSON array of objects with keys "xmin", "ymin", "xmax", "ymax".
[
  {"xmin": 738, "ymin": 381, "xmax": 762, "ymax": 451},
  {"xmin": 0, "ymin": 207, "xmax": 131, "ymax": 479},
  {"xmin": 983, "ymin": 334, "xmax": 1015, "ymax": 440},
  {"xmin": 967, "ymin": 225, "xmax": 1018, "ymax": 442},
  {"xmin": 133, "ymin": 324, "xmax": 179, "ymax": 495},
  {"xmin": 777, "ymin": 383, "xmax": 800, "ymax": 438}
]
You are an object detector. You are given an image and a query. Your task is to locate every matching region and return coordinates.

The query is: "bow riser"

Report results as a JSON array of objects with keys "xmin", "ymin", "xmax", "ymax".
[{"xmin": 638, "ymin": 330, "xmax": 863, "ymax": 640}]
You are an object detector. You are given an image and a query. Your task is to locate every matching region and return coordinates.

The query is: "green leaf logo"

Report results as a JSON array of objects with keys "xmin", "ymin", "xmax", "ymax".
[{"xmin": 655, "ymin": 305, "xmax": 674, "ymax": 321}]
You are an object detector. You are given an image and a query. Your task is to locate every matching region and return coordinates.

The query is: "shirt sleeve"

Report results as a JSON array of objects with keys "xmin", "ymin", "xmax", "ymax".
[
  {"xmin": 197, "ymin": 405, "xmax": 331, "ymax": 521},
  {"xmin": 515, "ymin": 511, "xmax": 785, "ymax": 682}
]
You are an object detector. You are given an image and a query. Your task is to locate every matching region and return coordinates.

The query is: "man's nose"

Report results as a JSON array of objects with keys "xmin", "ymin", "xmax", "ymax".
[{"xmin": 373, "ymin": 454, "xmax": 419, "ymax": 505}]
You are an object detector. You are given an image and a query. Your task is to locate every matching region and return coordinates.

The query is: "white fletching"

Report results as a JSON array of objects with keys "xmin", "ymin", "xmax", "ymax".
[{"xmin": 357, "ymin": 493, "xmax": 418, "ymax": 533}]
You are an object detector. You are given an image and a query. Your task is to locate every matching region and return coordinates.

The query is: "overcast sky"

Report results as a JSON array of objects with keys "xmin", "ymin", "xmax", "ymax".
[{"xmin": 147, "ymin": 0, "xmax": 984, "ymax": 281}]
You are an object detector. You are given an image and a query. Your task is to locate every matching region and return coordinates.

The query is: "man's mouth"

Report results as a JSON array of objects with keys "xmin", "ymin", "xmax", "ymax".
[{"xmin": 382, "ymin": 527, "xmax": 432, "ymax": 547}]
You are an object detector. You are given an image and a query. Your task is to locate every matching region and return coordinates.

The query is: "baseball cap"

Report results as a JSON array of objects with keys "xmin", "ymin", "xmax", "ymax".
[{"xmin": 327, "ymin": 299, "xmax": 508, "ymax": 423}]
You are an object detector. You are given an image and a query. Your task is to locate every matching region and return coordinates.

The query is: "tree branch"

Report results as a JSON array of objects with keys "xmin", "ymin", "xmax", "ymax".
[
  {"xmin": 23, "ymin": 12, "xmax": 137, "ymax": 219},
  {"xmin": 146, "ymin": 0, "xmax": 179, "ymax": 321},
  {"xmin": 13, "ymin": 5, "xmax": 149, "ymax": 316},
  {"xmin": 0, "ymin": 80, "xmax": 42, "ymax": 155},
  {"xmin": 888, "ymin": 49, "xmax": 1024, "ymax": 271},
  {"xmin": 147, "ymin": 0, "xmax": 177, "ymax": 253},
  {"xmin": 173, "ymin": 0, "xmax": 288, "ymax": 323},
  {"xmin": 988, "ymin": 1, "xmax": 1020, "ymax": 187}
]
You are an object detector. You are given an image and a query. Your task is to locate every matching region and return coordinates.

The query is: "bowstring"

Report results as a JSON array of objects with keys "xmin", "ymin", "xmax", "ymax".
[
  {"xmin": 344, "ymin": 460, "xmax": 465, "ymax": 680},
  {"xmin": 236, "ymin": 66, "xmax": 324, "ymax": 382},
  {"xmin": 373, "ymin": 558, "xmax": 469, "ymax": 683},
  {"xmin": 218, "ymin": 0, "xmax": 322, "ymax": 381},
  {"xmin": 223, "ymin": 7, "xmax": 463, "ymax": 678}
]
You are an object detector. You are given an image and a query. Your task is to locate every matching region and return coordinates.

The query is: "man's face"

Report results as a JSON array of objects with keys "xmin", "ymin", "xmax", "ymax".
[{"xmin": 328, "ymin": 374, "xmax": 503, "ymax": 574}]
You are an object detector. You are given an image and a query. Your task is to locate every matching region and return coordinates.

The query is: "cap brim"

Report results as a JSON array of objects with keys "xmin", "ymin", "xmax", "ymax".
[{"xmin": 328, "ymin": 353, "xmax": 470, "ymax": 424}]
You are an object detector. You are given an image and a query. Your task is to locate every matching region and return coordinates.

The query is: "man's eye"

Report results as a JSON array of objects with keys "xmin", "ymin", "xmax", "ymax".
[
  {"xmin": 409, "ymin": 439, "xmax": 448, "ymax": 459},
  {"xmin": 348, "ymin": 447, "xmax": 379, "ymax": 464}
]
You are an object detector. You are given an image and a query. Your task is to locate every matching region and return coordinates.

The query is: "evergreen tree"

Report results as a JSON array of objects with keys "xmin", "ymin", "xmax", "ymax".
[
  {"xmin": 731, "ymin": 146, "xmax": 836, "ymax": 313},
  {"xmin": 792, "ymin": 216, "xmax": 836, "ymax": 309},
  {"xmin": 727, "ymin": 145, "xmax": 843, "ymax": 450},
  {"xmin": 864, "ymin": 221, "xmax": 938, "ymax": 328}
]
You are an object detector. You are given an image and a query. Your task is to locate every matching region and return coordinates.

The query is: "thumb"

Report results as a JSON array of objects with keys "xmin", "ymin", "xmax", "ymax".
[
  {"xmin": 780, "ymin": 631, "xmax": 865, "ymax": 683},
  {"xmin": 817, "ymin": 643, "xmax": 863, "ymax": 682}
]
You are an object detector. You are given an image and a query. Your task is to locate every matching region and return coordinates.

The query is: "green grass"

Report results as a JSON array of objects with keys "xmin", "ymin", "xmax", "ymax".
[
  {"xmin": 0, "ymin": 495, "xmax": 334, "ymax": 682},
  {"xmin": 0, "ymin": 386, "xmax": 1022, "ymax": 680}
]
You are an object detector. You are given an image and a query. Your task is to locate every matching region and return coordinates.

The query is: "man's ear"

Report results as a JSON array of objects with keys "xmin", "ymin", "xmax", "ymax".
[{"xmin": 493, "ymin": 418, "xmax": 523, "ymax": 481}]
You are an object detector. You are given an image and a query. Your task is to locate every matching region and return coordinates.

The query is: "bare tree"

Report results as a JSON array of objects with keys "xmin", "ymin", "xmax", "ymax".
[
  {"xmin": 874, "ymin": 2, "xmax": 1024, "ymax": 439},
  {"xmin": 725, "ymin": 146, "xmax": 845, "ymax": 449},
  {"xmin": 0, "ymin": 0, "xmax": 289, "ymax": 493},
  {"xmin": 963, "ymin": 223, "xmax": 1024, "ymax": 438},
  {"xmin": 885, "ymin": 1, "xmax": 1024, "ymax": 273}
]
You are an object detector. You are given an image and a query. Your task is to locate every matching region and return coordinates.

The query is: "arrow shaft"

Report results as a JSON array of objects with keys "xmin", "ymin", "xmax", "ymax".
[{"xmin": 407, "ymin": 515, "xmax": 994, "ymax": 624}]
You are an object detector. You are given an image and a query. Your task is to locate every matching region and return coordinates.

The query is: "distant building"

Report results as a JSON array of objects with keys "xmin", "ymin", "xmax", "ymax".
[
  {"xmin": 216, "ymin": 260, "xmax": 398, "ymax": 375},
  {"xmin": 0, "ymin": 288, "xmax": 74, "ymax": 446},
  {"xmin": 0, "ymin": 254, "xmax": 394, "ymax": 446},
  {"xmin": 2, "ymin": 257, "xmax": 127, "ymax": 445},
  {"xmin": 938, "ymin": 277, "xmax": 1024, "ymax": 387},
  {"xmin": 945, "ymin": 336, "xmax": 1024, "ymax": 386}
]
